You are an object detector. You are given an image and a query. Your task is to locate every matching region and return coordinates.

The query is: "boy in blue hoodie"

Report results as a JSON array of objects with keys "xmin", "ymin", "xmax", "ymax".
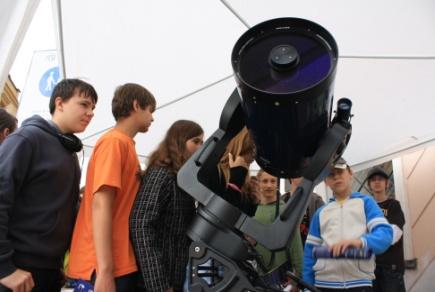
[
  {"xmin": 0, "ymin": 79, "xmax": 97, "ymax": 292},
  {"xmin": 303, "ymin": 158, "xmax": 393, "ymax": 291}
]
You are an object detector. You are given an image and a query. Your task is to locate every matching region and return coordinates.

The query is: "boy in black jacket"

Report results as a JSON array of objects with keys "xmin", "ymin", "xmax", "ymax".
[
  {"xmin": 367, "ymin": 166, "xmax": 406, "ymax": 292},
  {"xmin": 0, "ymin": 79, "xmax": 97, "ymax": 291}
]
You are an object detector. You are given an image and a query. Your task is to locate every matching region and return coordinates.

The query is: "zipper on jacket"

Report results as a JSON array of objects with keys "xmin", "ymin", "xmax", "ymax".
[{"xmin": 340, "ymin": 203, "xmax": 346, "ymax": 289}]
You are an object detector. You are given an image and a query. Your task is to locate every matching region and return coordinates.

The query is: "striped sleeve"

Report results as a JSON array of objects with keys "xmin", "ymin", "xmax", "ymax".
[
  {"xmin": 361, "ymin": 195, "xmax": 393, "ymax": 254},
  {"xmin": 303, "ymin": 207, "xmax": 324, "ymax": 285}
]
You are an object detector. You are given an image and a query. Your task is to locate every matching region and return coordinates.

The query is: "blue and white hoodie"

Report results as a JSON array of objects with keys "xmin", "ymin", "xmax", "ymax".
[{"xmin": 302, "ymin": 192, "xmax": 393, "ymax": 289}]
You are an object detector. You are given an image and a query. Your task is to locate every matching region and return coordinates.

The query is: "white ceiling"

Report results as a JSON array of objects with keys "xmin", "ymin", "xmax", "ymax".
[{"xmin": 55, "ymin": 0, "xmax": 435, "ymax": 169}]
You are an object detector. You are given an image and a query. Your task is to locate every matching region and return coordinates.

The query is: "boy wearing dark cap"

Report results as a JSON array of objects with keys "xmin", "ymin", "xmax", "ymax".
[
  {"xmin": 367, "ymin": 167, "xmax": 406, "ymax": 292},
  {"xmin": 303, "ymin": 158, "xmax": 393, "ymax": 291}
]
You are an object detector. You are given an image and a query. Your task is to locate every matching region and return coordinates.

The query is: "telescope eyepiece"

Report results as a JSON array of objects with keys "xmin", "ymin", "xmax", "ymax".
[{"xmin": 336, "ymin": 98, "xmax": 353, "ymax": 123}]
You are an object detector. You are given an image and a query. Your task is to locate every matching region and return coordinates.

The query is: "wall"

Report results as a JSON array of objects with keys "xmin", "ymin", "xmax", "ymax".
[
  {"xmin": 0, "ymin": 75, "xmax": 19, "ymax": 115},
  {"xmin": 395, "ymin": 146, "xmax": 435, "ymax": 291}
]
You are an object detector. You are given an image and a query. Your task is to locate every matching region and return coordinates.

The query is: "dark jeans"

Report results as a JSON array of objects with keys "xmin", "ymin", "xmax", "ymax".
[
  {"xmin": 113, "ymin": 272, "xmax": 138, "ymax": 292},
  {"xmin": 78, "ymin": 271, "xmax": 137, "ymax": 292},
  {"xmin": 373, "ymin": 265, "xmax": 406, "ymax": 292},
  {"xmin": 0, "ymin": 267, "xmax": 64, "ymax": 292},
  {"xmin": 135, "ymin": 288, "xmax": 182, "ymax": 292},
  {"xmin": 321, "ymin": 287, "xmax": 372, "ymax": 292}
]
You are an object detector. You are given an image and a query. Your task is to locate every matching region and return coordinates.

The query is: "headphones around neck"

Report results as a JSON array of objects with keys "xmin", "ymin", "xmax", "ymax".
[{"xmin": 27, "ymin": 123, "xmax": 83, "ymax": 152}]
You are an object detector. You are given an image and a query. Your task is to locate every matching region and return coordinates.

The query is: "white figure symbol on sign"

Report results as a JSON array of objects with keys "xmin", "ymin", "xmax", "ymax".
[{"xmin": 45, "ymin": 71, "xmax": 56, "ymax": 91}]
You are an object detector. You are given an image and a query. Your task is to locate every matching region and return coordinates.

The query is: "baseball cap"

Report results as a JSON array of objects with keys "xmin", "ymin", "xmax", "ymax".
[
  {"xmin": 366, "ymin": 166, "xmax": 389, "ymax": 181},
  {"xmin": 333, "ymin": 157, "xmax": 348, "ymax": 169},
  {"xmin": 327, "ymin": 157, "xmax": 349, "ymax": 176}
]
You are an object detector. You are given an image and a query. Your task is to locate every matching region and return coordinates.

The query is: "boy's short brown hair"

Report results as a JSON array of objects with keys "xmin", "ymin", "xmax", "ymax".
[
  {"xmin": 49, "ymin": 79, "xmax": 98, "ymax": 114},
  {"xmin": 112, "ymin": 83, "xmax": 156, "ymax": 121}
]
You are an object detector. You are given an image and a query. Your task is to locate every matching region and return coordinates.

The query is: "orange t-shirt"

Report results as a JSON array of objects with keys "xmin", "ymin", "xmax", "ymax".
[{"xmin": 68, "ymin": 128, "xmax": 141, "ymax": 279}]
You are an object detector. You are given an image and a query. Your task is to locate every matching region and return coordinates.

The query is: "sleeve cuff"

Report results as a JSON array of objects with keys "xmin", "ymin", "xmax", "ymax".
[
  {"xmin": 360, "ymin": 237, "xmax": 367, "ymax": 249},
  {"xmin": 229, "ymin": 166, "xmax": 248, "ymax": 187},
  {"xmin": 391, "ymin": 224, "xmax": 403, "ymax": 244},
  {"xmin": 0, "ymin": 260, "xmax": 17, "ymax": 279}
]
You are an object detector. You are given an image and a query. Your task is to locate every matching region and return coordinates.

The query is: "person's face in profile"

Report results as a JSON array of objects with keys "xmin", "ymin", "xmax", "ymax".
[{"xmin": 185, "ymin": 134, "xmax": 204, "ymax": 158}]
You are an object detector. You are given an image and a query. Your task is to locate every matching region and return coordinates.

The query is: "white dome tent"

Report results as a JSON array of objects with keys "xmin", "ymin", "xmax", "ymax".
[
  {"xmin": 2, "ymin": 0, "xmax": 435, "ymax": 170},
  {"xmin": 53, "ymin": 0, "xmax": 435, "ymax": 171},
  {"xmin": 1, "ymin": 1, "xmax": 435, "ymax": 291}
]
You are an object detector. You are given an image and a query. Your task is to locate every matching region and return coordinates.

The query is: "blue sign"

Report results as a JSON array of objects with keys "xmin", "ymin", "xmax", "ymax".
[{"xmin": 39, "ymin": 66, "xmax": 60, "ymax": 97}]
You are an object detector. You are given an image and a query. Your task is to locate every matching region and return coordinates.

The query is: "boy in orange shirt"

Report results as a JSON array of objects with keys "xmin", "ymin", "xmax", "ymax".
[{"xmin": 68, "ymin": 83, "xmax": 156, "ymax": 292}]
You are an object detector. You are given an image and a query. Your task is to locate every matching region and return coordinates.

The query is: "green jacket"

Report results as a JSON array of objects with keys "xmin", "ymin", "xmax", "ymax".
[{"xmin": 254, "ymin": 200, "xmax": 303, "ymax": 276}]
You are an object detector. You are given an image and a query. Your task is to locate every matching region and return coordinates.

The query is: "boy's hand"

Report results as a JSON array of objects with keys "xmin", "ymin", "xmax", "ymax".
[
  {"xmin": 0, "ymin": 269, "xmax": 34, "ymax": 292},
  {"xmin": 228, "ymin": 153, "xmax": 249, "ymax": 169},
  {"xmin": 330, "ymin": 238, "xmax": 362, "ymax": 257},
  {"xmin": 244, "ymin": 235, "xmax": 257, "ymax": 246}
]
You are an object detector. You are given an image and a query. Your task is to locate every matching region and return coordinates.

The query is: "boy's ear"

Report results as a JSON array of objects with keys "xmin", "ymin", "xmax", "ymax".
[
  {"xmin": 1, "ymin": 128, "xmax": 9, "ymax": 138},
  {"xmin": 132, "ymin": 99, "xmax": 140, "ymax": 111},
  {"xmin": 54, "ymin": 96, "xmax": 63, "ymax": 112}
]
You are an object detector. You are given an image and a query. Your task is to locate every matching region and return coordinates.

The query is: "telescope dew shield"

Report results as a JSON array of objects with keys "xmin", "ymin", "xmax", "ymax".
[{"xmin": 232, "ymin": 18, "xmax": 339, "ymax": 178}]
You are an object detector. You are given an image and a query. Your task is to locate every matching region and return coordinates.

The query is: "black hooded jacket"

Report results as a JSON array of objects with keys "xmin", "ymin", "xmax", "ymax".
[{"xmin": 0, "ymin": 115, "xmax": 80, "ymax": 278}]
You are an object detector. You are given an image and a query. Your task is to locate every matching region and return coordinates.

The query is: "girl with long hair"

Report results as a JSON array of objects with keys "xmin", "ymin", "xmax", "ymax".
[
  {"xmin": 129, "ymin": 120, "xmax": 204, "ymax": 292},
  {"xmin": 207, "ymin": 127, "xmax": 258, "ymax": 216}
]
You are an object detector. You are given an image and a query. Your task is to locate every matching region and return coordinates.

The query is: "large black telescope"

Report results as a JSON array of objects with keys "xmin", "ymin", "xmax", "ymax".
[
  {"xmin": 178, "ymin": 17, "xmax": 352, "ymax": 291},
  {"xmin": 232, "ymin": 18, "xmax": 339, "ymax": 178}
]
